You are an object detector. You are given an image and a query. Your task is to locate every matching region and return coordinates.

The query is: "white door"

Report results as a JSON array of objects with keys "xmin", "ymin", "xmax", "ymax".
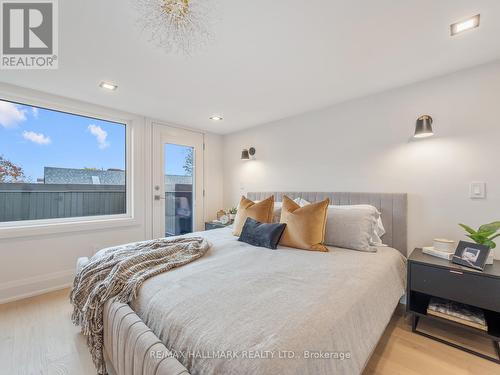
[{"xmin": 152, "ymin": 123, "xmax": 204, "ymax": 238}]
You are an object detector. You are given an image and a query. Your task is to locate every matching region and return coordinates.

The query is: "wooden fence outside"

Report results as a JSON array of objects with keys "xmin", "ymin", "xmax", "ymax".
[{"xmin": 0, "ymin": 183, "xmax": 126, "ymax": 222}]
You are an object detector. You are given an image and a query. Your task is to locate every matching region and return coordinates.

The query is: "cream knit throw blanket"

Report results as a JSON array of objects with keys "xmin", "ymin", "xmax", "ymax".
[{"xmin": 70, "ymin": 236, "xmax": 210, "ymax": 375}]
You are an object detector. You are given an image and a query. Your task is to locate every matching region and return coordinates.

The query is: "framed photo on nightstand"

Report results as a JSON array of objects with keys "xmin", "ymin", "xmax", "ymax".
[{"xmin": 452, "ymin": 241, "xmax": 490, "ymax": 271}]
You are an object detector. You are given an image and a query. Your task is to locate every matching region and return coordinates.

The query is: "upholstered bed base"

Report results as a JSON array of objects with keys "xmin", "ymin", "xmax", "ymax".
[
  {"xmin": 103, "ymin": 300, "xmax": 189, "ymax": 375},
  {"xmin": 76, "ymin": 256, "xmax": 190, "ymax": 375}
]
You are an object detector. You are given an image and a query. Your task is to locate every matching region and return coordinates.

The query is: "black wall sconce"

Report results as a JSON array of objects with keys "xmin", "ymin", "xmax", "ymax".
[
  {"xmin": 414, "ymin": 115, "xmax": 434, "ymax": 138},
  {"xmin": 241, "ymin": 147, "xmax": 256, "ymax": 160}
]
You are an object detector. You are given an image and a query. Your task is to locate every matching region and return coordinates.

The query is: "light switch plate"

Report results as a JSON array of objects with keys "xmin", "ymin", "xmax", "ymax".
[{"xmin": 470, "ymin": 182, "xmax": 486, "ymax": 199}]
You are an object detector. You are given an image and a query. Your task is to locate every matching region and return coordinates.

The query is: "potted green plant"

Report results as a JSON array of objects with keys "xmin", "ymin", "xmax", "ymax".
[
  {"xmin": 228, "ymin": 207, "xmax": 237, "ymax": 221},
  {"xmin": 459, "ymin": 221, "xmax": 500, "ymax": 259}
]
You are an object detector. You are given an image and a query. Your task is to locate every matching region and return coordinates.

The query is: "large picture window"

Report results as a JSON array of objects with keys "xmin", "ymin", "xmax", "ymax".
[{"xmin": 0, "ymin": 98, "xmax": 126, "ymax": 223}]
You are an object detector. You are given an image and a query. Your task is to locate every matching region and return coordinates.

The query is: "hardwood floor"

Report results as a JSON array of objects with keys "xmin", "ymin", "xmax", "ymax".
[
  {"xmin": 364, "ymin": 306, "xmax": 499, "ymax": 375},
  {"xmin": 0, "ymin": 289, "xmax": 94, "ymax": 375},
  {"xmin": 0, "ymin": 289, "xmax": 498, "ymax": 375}
]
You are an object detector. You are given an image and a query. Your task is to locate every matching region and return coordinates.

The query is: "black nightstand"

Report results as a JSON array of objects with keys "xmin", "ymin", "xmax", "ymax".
[
  {"xmin": 407, "ymin": 248, "xmax": 500, "ymax": 363},
  {"xmin": 205, "ymin": 221, "xmax": 231, "ymax": 231}
]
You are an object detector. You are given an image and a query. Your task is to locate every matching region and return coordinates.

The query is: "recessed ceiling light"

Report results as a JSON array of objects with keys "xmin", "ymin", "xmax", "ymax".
[
  {"xmin": 99, "ymin": 81, "xmax": 118, "ymax": 91},
  {"xmin": 209, "ymin": 116, "xmax": 223, "ymax": 121},
  {"xmin": 450, "ymin": 14, "xmax": 480, "ymax": 36}
]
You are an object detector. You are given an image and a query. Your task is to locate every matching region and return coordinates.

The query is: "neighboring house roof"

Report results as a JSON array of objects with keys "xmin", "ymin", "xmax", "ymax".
[
  {"xmin": 43, "ymin": 167, "xmax": 192, "ymax": 189},
  {"xmin": 44, "ymin": 167, "xmax": 125, "ymax": 185}
]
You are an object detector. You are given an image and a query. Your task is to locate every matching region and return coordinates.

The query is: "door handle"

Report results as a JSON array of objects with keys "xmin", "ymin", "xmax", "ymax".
[
  {"xmin": 154, "ymin": 195, "xmax": 166, "ymax": 201},
  {"xmin": 449, "ymin": 270, "xmax": 463, "ymax": 275}
]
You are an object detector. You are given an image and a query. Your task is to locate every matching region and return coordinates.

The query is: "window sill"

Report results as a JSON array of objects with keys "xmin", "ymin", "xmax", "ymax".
[{"xmin": 0, "ymin": 216, "xmax": 140, "ymax": 240}]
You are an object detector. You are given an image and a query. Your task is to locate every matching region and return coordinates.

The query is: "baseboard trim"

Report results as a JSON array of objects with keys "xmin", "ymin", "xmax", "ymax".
[{"xmin": 0, "ymin": 269, "xmax": 74, "ymax": 305}]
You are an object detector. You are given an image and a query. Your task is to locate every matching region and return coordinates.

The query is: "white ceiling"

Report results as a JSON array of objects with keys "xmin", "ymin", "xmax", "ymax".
[{"xmin": 2, "ymin": 0, "xmax": 500, "ymax": 134}]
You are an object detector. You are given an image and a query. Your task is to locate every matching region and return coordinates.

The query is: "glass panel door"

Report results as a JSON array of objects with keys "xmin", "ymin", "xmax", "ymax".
[
  {"xmin": 152, "ymin": 123, "xmax": 204, "ymax": 239},
  {"xmin": 164, "ymin": 144, "xmax": 194, "ymax": 236}
]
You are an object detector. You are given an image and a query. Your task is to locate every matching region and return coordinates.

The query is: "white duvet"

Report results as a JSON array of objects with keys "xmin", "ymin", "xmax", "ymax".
[{"xmin": 130, "ymin": 228, "xmax": 406, "ymax": 375}]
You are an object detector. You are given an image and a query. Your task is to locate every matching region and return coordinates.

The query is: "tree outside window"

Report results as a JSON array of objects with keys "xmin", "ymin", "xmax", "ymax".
[{"xmin": 0, "ymin": 155, "xmax": 29, "ymax": 183}]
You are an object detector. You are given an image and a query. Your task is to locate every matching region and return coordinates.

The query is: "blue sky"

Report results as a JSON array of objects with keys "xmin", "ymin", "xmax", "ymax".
[
  {"xmin": 0, "ymin": 99, "xmax": 192, "ymax": 181},
  {"xmin": 0, "ymin": 99, "xmax": 125, "ymax": 181},
  {"xmin": 165, "ymin": 143, "xmax": 193, "ymax": 176}
]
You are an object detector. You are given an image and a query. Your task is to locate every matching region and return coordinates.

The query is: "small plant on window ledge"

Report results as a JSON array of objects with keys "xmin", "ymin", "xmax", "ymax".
[{"xmin": 459, "ymin": 221, "xmax": 500, "ymax": 249}]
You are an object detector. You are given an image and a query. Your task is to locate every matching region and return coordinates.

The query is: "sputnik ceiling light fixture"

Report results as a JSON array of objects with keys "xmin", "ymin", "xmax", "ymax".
[{"xmin": 136, "ymin": 0, "xmax": 215, "ymax": 54}]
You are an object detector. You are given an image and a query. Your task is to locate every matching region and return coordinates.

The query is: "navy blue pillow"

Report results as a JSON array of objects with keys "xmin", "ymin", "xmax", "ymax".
[{"xmin": 238, "ymin": 217, "xmax": 287, "ymax": 249}]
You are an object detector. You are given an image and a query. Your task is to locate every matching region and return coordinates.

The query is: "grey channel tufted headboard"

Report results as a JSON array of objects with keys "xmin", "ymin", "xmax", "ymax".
[{"xmin": 247, "ymin": 192, "xmax": 408, "ymax": 256}]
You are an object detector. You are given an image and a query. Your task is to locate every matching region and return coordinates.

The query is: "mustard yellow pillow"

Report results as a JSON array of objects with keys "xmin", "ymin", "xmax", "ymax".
[
  {"xmin": 279, "ymin": 195, "xmax": 330, "ymax": 251},
  {"xmin": 232, "ymin": 196, "xmax": 275, "ymax": 236}
]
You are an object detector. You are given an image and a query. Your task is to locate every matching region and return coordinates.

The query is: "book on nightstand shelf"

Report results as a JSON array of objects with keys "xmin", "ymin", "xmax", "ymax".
[{"xmin": 427, "ymin": 297, "xmax": 488, "ymax": 331}]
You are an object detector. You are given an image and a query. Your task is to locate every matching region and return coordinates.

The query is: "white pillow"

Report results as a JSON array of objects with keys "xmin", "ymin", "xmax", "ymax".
[
  {"xmin": 292, "ymin": 198, "xmax": 385, "ymax": 251},
  {"xmin": 323, "ymin": 206, "xmax": 378, "ymax": 252},
  {"xmin": 331, "ymin": 205, "xmax": 385, "ymax": 246},
  {"xmin": 293, "ymin": 197, "xmax": 310, "ymax": 207}
]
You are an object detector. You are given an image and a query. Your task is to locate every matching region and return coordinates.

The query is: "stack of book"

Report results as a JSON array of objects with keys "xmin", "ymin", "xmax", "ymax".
[
  {"xmin": 422, "ymin": 246, "xmax": 453, "ymax": 260},
  {"xmin": 423, "ymin": 238, "xmax": 456, "ymax": 260},
  {"xmin": 427, "ymin": 297, "xmax": 488, "ymax": 331}
]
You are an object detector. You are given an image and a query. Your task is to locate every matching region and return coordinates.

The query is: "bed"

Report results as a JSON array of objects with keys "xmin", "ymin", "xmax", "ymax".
[{"xmin": 98, "ymin": 192, "xmax": 408, "ymax": 375}]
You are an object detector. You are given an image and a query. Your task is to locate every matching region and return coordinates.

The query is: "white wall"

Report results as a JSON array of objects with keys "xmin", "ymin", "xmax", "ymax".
[
  {"xmin": 204, "ymin": 132, "xmax": 224, "ymax": 221},
  {"xmin": 223, "ymin": 61, "xmax": 500, "ymax": 258},
  {"xmin": 0, "ymin": 84, "xmax": 224, "ymax": 303}
]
